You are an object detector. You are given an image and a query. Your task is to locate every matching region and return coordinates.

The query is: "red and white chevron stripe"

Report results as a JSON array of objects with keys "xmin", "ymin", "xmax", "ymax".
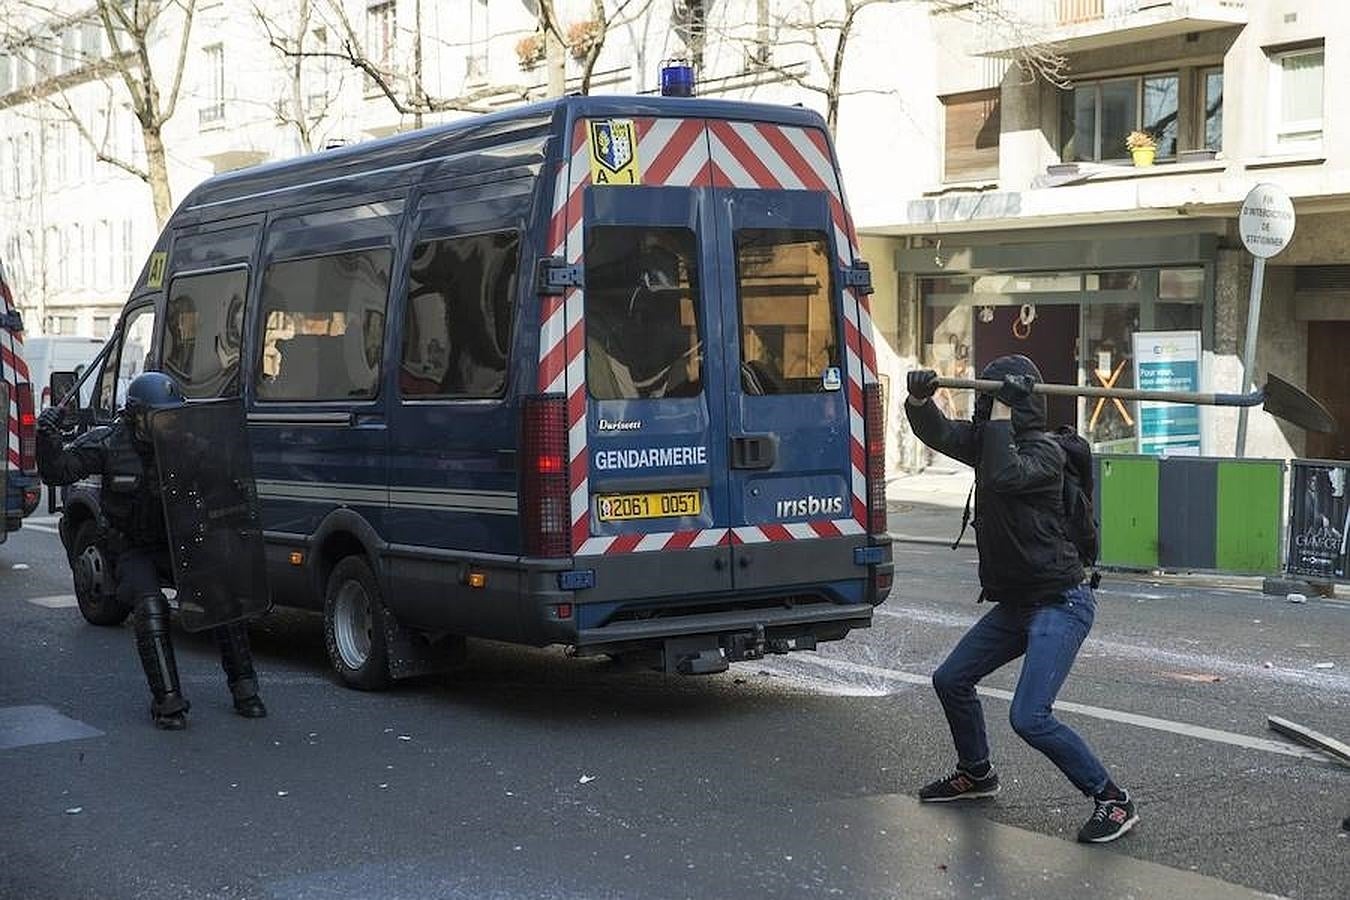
[
  {"xmin": 0, "ymin": 265, "xmax": 27, "ymax": 471},
  {"xmin": 536, "ymin": 115, "xmax": 876, "ymax": 557}
]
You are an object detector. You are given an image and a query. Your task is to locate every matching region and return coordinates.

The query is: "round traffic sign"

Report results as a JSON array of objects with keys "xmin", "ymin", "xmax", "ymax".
[{"xmin": 1239, "ymin": 183, "xmax": 1296, "ymax": 259}]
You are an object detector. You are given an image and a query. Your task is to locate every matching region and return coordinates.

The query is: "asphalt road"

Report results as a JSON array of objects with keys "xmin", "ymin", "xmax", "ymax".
[{"xmin": 2, "ymin": 518, "xmax": 1347, "ymax": 899}]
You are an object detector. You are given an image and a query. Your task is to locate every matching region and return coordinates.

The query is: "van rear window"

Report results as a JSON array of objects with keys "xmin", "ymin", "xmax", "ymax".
[
  {"xmin": 162, "ymin": 268, "xmax": 248, "ymax": 399},
  {"xmin": 256, "ymin": 249, "xmax": 391, "ymax": 402},
  {"xmin": 734, "ymin": 229, "xmax": 839, "ymax": 395},
  {"xmin": 400, "ymin": 231, "xmax": 519, "ymax": 399},
  {"xmin": 584, "ymin": 226, "xmax": 702, "ymax": 400}
]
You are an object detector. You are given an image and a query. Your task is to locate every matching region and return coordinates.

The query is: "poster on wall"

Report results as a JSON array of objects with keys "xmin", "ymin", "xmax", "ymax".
[
  {"xmin": 1131, "ymin": 330, "xmax": 1202, "ymax": 456},
  {"xmin": 1287, "ymin": 461, "xmax": 1349, "ymax": 582}
]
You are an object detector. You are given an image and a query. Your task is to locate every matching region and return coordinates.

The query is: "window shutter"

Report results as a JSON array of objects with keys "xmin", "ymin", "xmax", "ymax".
[{"xmin": 943, "ymin": 90, "xmax": 1001, "ymax": 182}]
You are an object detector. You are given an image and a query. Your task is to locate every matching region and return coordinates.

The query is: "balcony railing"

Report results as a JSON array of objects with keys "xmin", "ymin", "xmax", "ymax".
[
  {"xmin": 1000, "ymin": 0, "xmax": 1246, "ymax": 29},
  {"xmin": 199, "ymin": 102, "xmax": 225, "ymax": 128},
  {"xmin": 981, "ymin": 0, "xmax": 1247, "ymax": 55}
]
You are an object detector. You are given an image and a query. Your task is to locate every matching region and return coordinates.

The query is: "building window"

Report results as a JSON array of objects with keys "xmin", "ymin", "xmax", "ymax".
[
  {"xmin": 400, "ymin": 231, "xmax": 519, "ymax": 399},
  {"xmin": 1269, "ymin": 44, "xmax": 1323, "ymax": 148},
  {"xmin": 200, "ymin": 43, "xmax": 225, "ymax": 126},
  {"xmin": 0, "ymin": 53, "xmax": 12, "ymax": 95},
  {"xmin": 81, "ymin": 20, "xmax": 103, "ymax": 59},
  {"xmin": 941, "ymin": 89, "xmax": 1001, "ymax": 182},
  {"xmin": 121, "ymin": 220, "xmax": 136, "ymax": 286},
  {"xmin": 466, "ymin": 0, "xmax": 490, "ymax": 81},
  {"xmin": 1062, "ymin": 73, "xmax": 1179, "ymax": 163},
  {"xmin": 1202, "ymin": 67, "xmax": 1223, "ymax": 151},
  {"xmin": 306, "ymin": 26, "xmax": 332, "ymax": 111},
  {"xmin": 92, "ymin": 316, "xmax": 111, "ymax": 339},
  {"xmin": 257, "ymin": 249, "xmax": 391, "ymax": 402},
  {"xmin": 365, "ymin": 1, "xmax": 396, "ymax": 89}
]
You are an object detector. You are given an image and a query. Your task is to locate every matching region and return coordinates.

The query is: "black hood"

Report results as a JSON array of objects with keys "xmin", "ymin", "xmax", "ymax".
[{"xmin": 974, "ymin": 354, "xmax": 1047, "ymax": 432}]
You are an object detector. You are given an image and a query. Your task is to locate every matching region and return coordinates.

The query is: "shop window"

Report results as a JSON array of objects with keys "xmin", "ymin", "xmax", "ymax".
[
  {"xmin": 941, "ymin": 89, "xmax": 1001, "ymax": 182},
  {"xmin": 1269, "ymin": 44, "xmax": 1323, "ymax": 149},
  {"xmin": 400, "ymin": 231, "xmax": 519, "ymax": 399},
  {"xmin": 920, "ymin": 301, "xmax": 974, "ymax": 421},
  {"xmin": 1062, "ymin": 73, "xmax": 1178, "ymax": 162},
  {"xmin": 584, "ymin": 226, "xmax": 703, "ymax": 400},
  {"xmin": 162, "ymin": 268, "xmax": 249, "ymax": 398},
  {"xmin": 734, "ymin": 229, "xmax": 838, "ymax": 395},
  {"xmin": 257, "ymin": 249, "xmax": 391, "ymax": 402}
]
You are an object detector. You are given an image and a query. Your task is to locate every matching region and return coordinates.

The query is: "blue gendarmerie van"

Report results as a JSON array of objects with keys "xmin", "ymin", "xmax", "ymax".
[{"xmin": 55, "ymin": 94, "xmax": 893, "ymax": 688}]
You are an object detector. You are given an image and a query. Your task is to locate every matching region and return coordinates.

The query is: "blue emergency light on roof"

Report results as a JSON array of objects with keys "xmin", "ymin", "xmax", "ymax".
[{"xmin": 660, "ymin": 59, "xmax": 695, "ymax": 97}]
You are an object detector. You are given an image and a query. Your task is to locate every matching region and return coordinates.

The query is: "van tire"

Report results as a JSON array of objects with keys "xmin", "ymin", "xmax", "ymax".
[
  {"xmin": 71, "ymin": 520, "xmax": 129, "ymax": 627},
  {"xmin": 323, "ymin": 556, "xmax": 392, "ymax": 691}
]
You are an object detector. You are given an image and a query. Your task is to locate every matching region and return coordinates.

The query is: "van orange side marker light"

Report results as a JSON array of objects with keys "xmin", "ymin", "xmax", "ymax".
[
  {"xmin": 467, "ymin": 572, "xmax": 487, "ymax": 589},
  {"xmin": 288, "ymin": 551, "xmax": 304, "ymax": 566}
]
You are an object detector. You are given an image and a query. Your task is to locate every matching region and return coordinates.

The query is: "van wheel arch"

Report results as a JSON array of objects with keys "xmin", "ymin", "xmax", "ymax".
[{"xmin": 309, "ymin": 509, "xmax": 386, "ymax": 601}]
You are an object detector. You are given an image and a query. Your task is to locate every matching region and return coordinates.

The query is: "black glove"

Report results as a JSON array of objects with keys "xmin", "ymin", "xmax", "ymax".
[
  {"xmin": 996, "ymin": 374, "xmax": 1035, "ymax": 406},
  {"xmin": 37, "ymin": 406, "xmax": 65, "ymax": 436},
  {"xmin": 907, "ymin": 369, "xmax": 939, "ymax": 401}
]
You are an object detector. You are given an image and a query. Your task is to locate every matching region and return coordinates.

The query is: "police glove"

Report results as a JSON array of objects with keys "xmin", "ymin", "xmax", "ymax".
[
  {"xmin": 997, "ymin": 374, "xmax": 1036, "ymax": 406},
  {"xmin": 907, "ymin": 369, "xmax": 940, "ymax": 402},
  {"xmin": 37, "ymin": 406, "xmax": 65, "ymax": 436}
]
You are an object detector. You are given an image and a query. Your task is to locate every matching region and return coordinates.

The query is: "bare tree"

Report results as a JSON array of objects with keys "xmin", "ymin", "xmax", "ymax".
[
  {"xmin": 569, "ymin": 0, "xmax": 658, "ymax": 95},
  {"xmin": 2, "ymin": 1, "xmax": 198, "ymax": 226},
  {"xmin": 711, "ymin": 0, "xmax": 1066, "ymax": 135},
  {"xmin": 252, "ymin": 0, "xmax": 348, "ymax": 152}
]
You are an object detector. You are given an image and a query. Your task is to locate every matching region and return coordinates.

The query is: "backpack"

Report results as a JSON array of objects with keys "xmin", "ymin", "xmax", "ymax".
[{"xmin": 1052, "ymin": 426, "xmax": 1101, "ymax": 586}]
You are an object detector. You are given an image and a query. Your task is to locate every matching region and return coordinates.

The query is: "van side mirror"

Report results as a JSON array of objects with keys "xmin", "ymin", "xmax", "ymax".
[
  {"xmin": 0, "ymin": 310, "xmax": 23, "ymax": 332},
  {"xmin": 49, "ymin": 371, "xmax": 79, "ymax": 409}
]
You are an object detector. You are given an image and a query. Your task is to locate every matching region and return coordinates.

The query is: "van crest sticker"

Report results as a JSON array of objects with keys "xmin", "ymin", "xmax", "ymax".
[{"xmin": 588, "ymin": 119, "xmax": 641, "ymax": 185}]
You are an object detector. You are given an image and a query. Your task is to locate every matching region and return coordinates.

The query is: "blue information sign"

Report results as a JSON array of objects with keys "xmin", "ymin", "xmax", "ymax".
[{"xmin": 1132, "ymin": 331, "xmax": 1202, "ymax": 456}]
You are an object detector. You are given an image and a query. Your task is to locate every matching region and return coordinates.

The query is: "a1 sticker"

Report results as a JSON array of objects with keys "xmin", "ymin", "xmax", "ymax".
[
  {"xmin": 588, "ymin": 119, "xmax": 641, "ymax": 185},
  {"xmin": 146, "ymin": 252, "xmax": 168, "ymax": 288}
]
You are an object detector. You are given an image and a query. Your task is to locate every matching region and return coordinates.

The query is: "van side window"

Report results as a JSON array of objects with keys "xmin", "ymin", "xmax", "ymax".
[
  {"xmin": 161, "ymin": 268, "xmax": 248, "ymax": 399},
  {"xmin": 256, "ymin": 249, "xmax": 391, "ymax": 402},
  {"xmin": 400, "ymin": 231, "xmax": 518, "ymax": 399},
  {"xmin": 97, "ymin": 303, "xmax": 157, "ymax": 419},
  {"xmin": 734, "ymin": 229, "xmax": 839, "ymax": 395},
  {"xmin": 583, "ymin": 226, "xmax": 702, "ymax": 400}
]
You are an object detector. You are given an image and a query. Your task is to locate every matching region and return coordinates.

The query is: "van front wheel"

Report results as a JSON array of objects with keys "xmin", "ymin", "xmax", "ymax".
[
  {"xmin": 323, "ymin": 556, "xmax": 392, "ymax": 691},
  {"xmin": 71, "ymin": 520, "xmax": 129, "ymax": 627}
]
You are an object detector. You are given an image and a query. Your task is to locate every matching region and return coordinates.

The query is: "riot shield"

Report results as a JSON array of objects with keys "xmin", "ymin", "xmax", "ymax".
[{"xmin": 151, "ymin": 398, "xmax": 270, "ymax": 632}]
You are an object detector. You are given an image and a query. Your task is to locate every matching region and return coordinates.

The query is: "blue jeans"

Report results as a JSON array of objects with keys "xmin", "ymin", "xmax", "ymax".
[{"xmin": 931, "ymin": 584, "xmax": 1110, "ymax": 796}]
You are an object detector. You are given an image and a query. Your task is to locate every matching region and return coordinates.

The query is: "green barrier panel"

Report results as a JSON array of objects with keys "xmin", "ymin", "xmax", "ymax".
[
  {"xmin": 1097, "ymin": 456, "xmax": 1160, "ymax": 569},
  {"xmin": 1215, "ymin": 460, "xmax": 1284, "ymax": 574}
]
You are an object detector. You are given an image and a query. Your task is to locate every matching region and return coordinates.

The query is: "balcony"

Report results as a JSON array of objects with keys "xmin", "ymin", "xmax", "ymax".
[{"xmin": 980, "ymin": 0, "xmax": 1248, "ymax": 56}]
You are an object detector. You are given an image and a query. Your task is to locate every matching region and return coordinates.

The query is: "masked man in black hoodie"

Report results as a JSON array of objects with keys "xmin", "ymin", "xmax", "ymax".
[{"xmin": 905, "ymin": 355, "xmax": 1137, "ymax": 844}]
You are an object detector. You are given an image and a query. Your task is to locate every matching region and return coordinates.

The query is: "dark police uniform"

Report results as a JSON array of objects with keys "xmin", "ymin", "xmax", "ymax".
[{"xmin": 37, "ymin": 373, "xmax": 266, "ymax": 729}]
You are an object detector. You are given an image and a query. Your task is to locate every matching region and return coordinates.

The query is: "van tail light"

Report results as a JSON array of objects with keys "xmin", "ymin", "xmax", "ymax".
[
  {"xmin": 16, "ymin": 382, "xmax": 36, "ymax": 474},
  {"xmin": 863, "ymin": 381, "xmax": 886, "ymax": 535},
  {"xmin": 521, "ymin": 394, "xmax": 571, "ymax": 558}
]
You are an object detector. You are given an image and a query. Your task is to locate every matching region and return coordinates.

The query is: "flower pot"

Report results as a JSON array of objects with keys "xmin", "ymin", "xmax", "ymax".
[{"xmin": 1131, "ymin": 147, "xmax": 1156, "ymax": 167}]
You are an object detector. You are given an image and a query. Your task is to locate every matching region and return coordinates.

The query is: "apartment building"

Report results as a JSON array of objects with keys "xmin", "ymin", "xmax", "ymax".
[{"xmin": 858, "ymin": 0, "xmax": 1350, "ymax": 465}]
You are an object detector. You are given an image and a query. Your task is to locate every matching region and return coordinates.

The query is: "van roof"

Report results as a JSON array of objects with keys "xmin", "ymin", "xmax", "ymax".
[{"xmin": 180, "ymin": 95, "xmax": 829, "ymax": 214}]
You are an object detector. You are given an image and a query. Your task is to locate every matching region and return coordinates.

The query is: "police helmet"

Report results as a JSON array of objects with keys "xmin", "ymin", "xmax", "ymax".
[{"xmin": 121, "ymin": 371, "xmax": 186, "ymax": 442}]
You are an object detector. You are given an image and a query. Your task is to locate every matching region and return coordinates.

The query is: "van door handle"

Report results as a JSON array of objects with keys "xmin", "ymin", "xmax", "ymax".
[{"xmin": 730, "ymin": 435, "xmax": 777, "ymax": 470}]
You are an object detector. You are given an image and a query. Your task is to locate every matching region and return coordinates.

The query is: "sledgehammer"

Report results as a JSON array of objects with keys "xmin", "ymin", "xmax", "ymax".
[{"xmin": 932, "ymin": 372, "xmax": 1337, "ymax": 434}]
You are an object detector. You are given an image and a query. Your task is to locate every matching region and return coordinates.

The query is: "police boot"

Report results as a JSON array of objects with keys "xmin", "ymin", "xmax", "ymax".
[
  {"xmin": 133, "ymin": 594, "xmax": 189, "ymax": 730},
  {"xmin": 215, "ymin": 622, "xmax": 267, "ymax": 718}
]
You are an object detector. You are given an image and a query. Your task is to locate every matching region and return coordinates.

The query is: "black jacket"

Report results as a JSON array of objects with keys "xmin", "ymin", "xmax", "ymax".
[
  {"xmin": 38, "ymin": 421, "xmax": 168, "ymax": 551},
  {"xmin": 906, "ymin": 357, "xmax": 1084, "ymax": 604}
]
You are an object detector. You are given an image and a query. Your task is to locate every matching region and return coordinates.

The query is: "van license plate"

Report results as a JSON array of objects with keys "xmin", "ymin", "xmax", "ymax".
[{"xmin": 597, "ymin": 491, "xmax": 702, "ymax": 521}]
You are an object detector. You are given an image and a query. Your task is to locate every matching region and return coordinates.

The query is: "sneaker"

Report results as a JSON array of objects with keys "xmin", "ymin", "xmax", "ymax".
[
  {"xmin": 1078, "ymin": 794, "xmax": 1138, "ymax": 843},
  {"xmin": 918, "ymin": 767, "xmax": 1000, "ymax": 802}
]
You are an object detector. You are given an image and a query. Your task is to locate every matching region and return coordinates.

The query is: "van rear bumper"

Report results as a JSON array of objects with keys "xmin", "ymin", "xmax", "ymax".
[{"xmin": 575, "ymin": 601, "xmax": 873, "ymax": 647}]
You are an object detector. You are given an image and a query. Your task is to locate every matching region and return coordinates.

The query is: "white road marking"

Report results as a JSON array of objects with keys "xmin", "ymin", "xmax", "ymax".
[
  {"xmin": 763, "ymin": 654, "xmax": 1329, "ymax": 762},
  {"xmin": 26, "ymin": 595, "xmax": 78, "ymax": 608},
  {"xmin": 874, "ymin": 605, "xmax": 1350, "ymax": 692}
]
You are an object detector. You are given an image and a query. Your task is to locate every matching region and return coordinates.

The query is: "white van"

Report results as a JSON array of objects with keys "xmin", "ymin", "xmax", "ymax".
[{"xmin": 25, "ymin": 335, "xmax": 103, "ymax": 408}]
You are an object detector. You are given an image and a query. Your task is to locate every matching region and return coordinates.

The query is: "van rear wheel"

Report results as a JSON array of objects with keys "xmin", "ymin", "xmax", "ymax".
[
  {"xmin": 323, "ymin": 556, "xmax": 392, "ymax": 691},
  {"xmin": 71, "ymin": 520, "xmax": 129, "ymax": 627}
]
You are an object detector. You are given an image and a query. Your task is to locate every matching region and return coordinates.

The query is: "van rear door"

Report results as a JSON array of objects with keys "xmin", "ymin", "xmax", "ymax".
[
  {"xmin": 575, "ymin": 177, "xmax": 735, "ymax": 596},
  {"xmin": 707, "ymin": 121, "xmax": 870, "ymax": 591}
]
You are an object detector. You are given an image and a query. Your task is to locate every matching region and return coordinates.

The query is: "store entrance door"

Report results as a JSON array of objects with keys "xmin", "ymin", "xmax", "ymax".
[
  {"xmin": 1306, "ymin": 321, "xmax": 1350, "ymax": 460},
  {"xmin": 973, "ymin": 305, "xmax": 1078, "ymax": 430}
]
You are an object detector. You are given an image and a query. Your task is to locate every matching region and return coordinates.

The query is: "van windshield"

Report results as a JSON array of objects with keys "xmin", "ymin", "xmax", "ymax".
[
  {"xmin": 734, "ymin": 229, "xmax": 839, "ymax": 395},
  {"xmin": 584, "ymin": 226, "xmax": 702, "ymax": 400}
]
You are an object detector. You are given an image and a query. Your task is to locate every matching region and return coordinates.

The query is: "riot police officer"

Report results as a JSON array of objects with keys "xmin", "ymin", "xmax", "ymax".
[{"xmin": 37, "ymin": 372, "xmax": 268, "ymax": 730}]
